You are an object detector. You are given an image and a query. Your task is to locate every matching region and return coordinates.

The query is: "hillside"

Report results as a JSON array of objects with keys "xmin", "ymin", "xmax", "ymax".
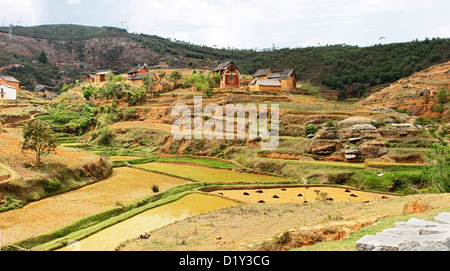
[
  {"xmin": 360, "ymin": 60, "xmax": 450, "ymax": 121},
  {"xmin": 0, "ymin": 24, "xmax": 449, "ymax": 97}
]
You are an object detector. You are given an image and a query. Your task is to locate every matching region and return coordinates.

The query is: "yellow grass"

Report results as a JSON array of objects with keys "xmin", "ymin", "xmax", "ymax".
[
  {"xmin": 136, "ymin": 162, "xmax": 291, "ymax": 183},
  {"xmin": 211, "ymin": 186, "xmax": 398, "ymax": 204}
]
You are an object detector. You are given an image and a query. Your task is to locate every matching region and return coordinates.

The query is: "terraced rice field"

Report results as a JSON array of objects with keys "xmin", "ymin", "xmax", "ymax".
[
  {"xmin": 210, "ymin": 186, "xmax": 398, "ymax": 204},
  {"xmin": 108, "ymin": 156, "xmax": 145, "ymax": 162},
  {"xmin": 58, "ymin": 193, "xmax": 238, "ymax": 251},
  {"xmin": 0, "ymin": 167, "xmax": 190, "ymax": 246},
  {"xmin": 136, "ymin": 162, "xmax": 290, "ymax": 183}
]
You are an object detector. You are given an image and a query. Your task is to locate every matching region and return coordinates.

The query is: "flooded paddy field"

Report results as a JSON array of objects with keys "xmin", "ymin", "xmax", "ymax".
[
  {"xmin": 58, "ymin": 193, "xmax": 238, "ymax": 251},
  {"xmin": 209, "ymin": 185, "xmax": 398, "ymax": 204},
  {"xmin": 135, "ymin": 162, "xmax": 290, "ymax": 183},
  {"xmin": 0, "ymin": 167, "xmax": 190, "ymax": 246}
]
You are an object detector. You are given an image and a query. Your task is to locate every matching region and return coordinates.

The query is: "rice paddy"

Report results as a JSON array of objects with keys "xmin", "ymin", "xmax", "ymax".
[
  {"xmin": 135, "ymin": 162, "xmax": 291, "ymax": 183},
  {"xmin": 210, "ymin": 186, "xmax": 398, "ymax": 205},
  {"xmin": 57, "ymin": 193, "xmax": 238, "ymax": 251}
]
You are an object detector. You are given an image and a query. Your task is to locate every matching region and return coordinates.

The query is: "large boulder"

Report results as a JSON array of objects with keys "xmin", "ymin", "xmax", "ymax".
[
  {"xmin": 346, "ymin": 124, "xmax": 377, "ymax": 131},
  {"xmin": 358, "ymin": 141, "xmax": 388, "ymax": 158},
  {"xmin": 305, "ymin": 140, "xmax": 341, "ymax": 155},
  {"xmin": 313, "ymin": 130, "xmax": 337, "ymax": 140},
  {"xmin": 338, "ymin": 117, "xmax": 374, "ymax": 129}
]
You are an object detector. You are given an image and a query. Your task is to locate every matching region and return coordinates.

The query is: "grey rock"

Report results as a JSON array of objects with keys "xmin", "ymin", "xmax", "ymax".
[
  {"xmin": 395, "ymin": 218, "xmax": 440, "ymax": 228},
  {"xmin": 347, "ymin": 124, "xmax": 377, "ymax": 131},
  {"xmin": 345, "ymin": 154, "xmax": 357, "ymax": 160},
  {"xmin": 391, "ymin": 123, "xmax": 416, "ymax": 129},
  {"xmin": 356, "ymin": 235, "xmax": 403, "ymax": 251},
  {"xmin": 398, "ymin": 233, "xmax": 450, "ymax": 251},
  {"xmin": 345, "ymin": 149, "xmax": 359, "ymax": 155},
  {"xmin": 435, "ymin": 213, "xmax": 450, "ymax": 224},
  {"xmin": 349, "ymin": 137, "xmax": 362, "ymax": 143},
  {"xmin": 357, "ymin": 213, "xmax": 450, "ymax": 251}
]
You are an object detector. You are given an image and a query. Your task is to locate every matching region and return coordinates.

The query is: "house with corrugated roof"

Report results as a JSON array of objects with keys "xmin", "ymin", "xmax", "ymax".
[
  {"xmin": 248, "ymin": 78, "xmax": 282, "ymax": 92},
  {"xmin": 95, "ymin": 71, "xmax": 111, "ymax": 83},
  {"xmin": 213, "ymin": 61, "xmax": 240, "ymax": 89},
  {"xmin": 0, "ymin": 75, "xmax": 19, "ymax": 100}
]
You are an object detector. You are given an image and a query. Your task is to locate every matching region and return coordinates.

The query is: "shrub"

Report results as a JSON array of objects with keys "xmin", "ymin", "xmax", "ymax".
[
  {"xmin": 152, "ymin": 184, "xmax": 160, "ymax": 193},
  {"xmin": 44, "ymin": 178, "xmax": 62, "ymax": 193},
  {"xmin": 305, "ymin": 125, "xmax": 318, "ymax": 136}
]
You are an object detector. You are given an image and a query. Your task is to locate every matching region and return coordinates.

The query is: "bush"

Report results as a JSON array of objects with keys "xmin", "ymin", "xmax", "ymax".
[
  {"xmin": 414, "ymin": 117, "xmax": 433, "ymax": 126},
  {"xmin": 152, "ymin": 184, "xmax": 159, "ymax": 193},
  {"xmin": 44, "ymin": 178, "xmax": 62, "ymax": 193},
  {"xmin": 305, "ymin": 125, "xmax": 318, "ymax": 136}
]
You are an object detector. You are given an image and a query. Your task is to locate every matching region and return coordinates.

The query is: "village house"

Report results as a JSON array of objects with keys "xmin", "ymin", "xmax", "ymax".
[
  {"xmin": 0, "ymin": 75, "xmax": 20, "ymax": 100},
  {"xmin": 129, "ymin": 72, "xmax": 158, "ymax": 88},
  {"xmin": 248, "ymin": 78, "xmax": 282, "ymax": 92},
  {"xmin": 129, "ymin": 72, "xmax": 169, "ymax": 91},
  {"xmin": 249, "ymin": 68, "xmax": 297, "ymax": 92},
  {"xmin": 267, "ymin": 69, "xmax": 297, "ymax": 89},
  {"xmin": 252, "ymin": 68, "xmax": 273, "ymax": 79},
  {"xmin": 212, "ymin": 61, "xmax": 240, "ymax": 89},
  {"xmin": 83, "ymin": 74, "xmax": 95, "ymax": 83},
  {"xmin": 127, "ymin": 64, "xmax": 149, "ymax": 79},
  {"xmin": 95, "ymin": 71, "xmax": 111, "ymax": 83}
]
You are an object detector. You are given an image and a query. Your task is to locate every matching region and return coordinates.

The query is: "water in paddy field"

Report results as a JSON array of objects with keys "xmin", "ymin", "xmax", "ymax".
[{"xmin": 58, "ymin": 193, "xmax": 238, "ymax": 251}]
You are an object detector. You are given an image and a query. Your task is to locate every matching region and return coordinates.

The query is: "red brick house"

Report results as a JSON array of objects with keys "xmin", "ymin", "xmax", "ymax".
[
  {"xmin": 83, "ymin": 74, "xmax": 95, "ymax": 83},
  {"xmin": 213, "ymin": 61, "xmax": 240, "ymax": 89},
  {"xmin": 127, "ymin": 64, "xmax": 149, "ymax": 79}
]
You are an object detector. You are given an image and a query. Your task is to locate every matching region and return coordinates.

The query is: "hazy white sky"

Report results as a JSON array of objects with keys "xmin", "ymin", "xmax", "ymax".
[{"xmin": 1, "ymin": 0, "xmax": 449, "ymax": 49}]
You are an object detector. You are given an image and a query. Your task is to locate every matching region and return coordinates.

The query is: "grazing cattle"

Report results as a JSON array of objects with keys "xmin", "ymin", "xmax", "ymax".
[
  {"xmin": 256, "ymin": 190, "xmax": 264, "ymax": 193},
  {"xmin": 243, "ymin": 192, "xmax": 250, "ymax": 196},
  {"xmin": 281, "ymin": 188, "xmax": 287, "ymax": 191},
  {"xmin": 273, "ymin": 195, "xmax": 279, "ymax": 199},
  {"xmin": 258, "ymin": 200, "xmax": 266, "ymax": 204},
  {"xmin": 297, "ymin": 193, "xmax": 303, "ymax": 197},
  {"xmin": 345, "ymin": 189, "xmax": 351, "ymax": 193},
  {"xmin": 350, "ymin": 194, "xmax": 358, "ymax": 197}
]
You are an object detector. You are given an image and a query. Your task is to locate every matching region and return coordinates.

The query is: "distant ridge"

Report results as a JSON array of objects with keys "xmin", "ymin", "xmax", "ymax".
[{"xmin": 0, "ymin": 24, "xmax": 449, "ymax": 97}]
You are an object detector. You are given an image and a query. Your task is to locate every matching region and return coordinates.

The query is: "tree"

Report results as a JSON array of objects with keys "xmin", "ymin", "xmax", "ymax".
[
  {"xmin": 436, "ymin": 86, "xmax": 448, "ymax": 105},
  {"xmin": 22, "ymin": 120, "xmax": 58, "ymax": 164},
  {"xmin": 168, "ymin": 70, "xmax": 182, "ymax": 90},
  {"xmin": 38, "ymin": 51, "xmax": 48, "ymax": 63},
  {"xmin": 83, "ymin": 87, "xmax": 93, "ymax": 101}
]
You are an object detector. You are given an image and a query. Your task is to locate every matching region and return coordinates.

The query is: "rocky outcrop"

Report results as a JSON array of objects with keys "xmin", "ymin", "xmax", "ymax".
[
  {"xmin": 358, "ymin": 141, "xmax": 388, "ymax": 158},
  {"xmin": 338, "ymin": 117, "xmax": 375, "ymax": 129},
  {"xmin": 305, "ymin": 140, "xmax": 341, "ymax": 155},
  {"xmin": 356, "ymin": 213, "xmax": 450, "ymax": 251}
]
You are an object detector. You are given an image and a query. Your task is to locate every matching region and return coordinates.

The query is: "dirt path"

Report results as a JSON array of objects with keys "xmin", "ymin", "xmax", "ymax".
[{"xmin": 0, "ymin": 162, "xmax": 18, "ymax": 183}]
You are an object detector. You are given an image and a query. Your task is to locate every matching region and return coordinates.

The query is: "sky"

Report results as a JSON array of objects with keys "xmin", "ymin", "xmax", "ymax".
[{"xmin": 1, "ymin": 0, "xmax": 449, "ymax": 50}]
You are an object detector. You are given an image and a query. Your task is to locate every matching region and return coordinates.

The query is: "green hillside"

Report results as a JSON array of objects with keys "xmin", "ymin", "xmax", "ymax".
[{"xmin": 0, "ymin": 24, "xmax": 449, "ymax": 98}]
